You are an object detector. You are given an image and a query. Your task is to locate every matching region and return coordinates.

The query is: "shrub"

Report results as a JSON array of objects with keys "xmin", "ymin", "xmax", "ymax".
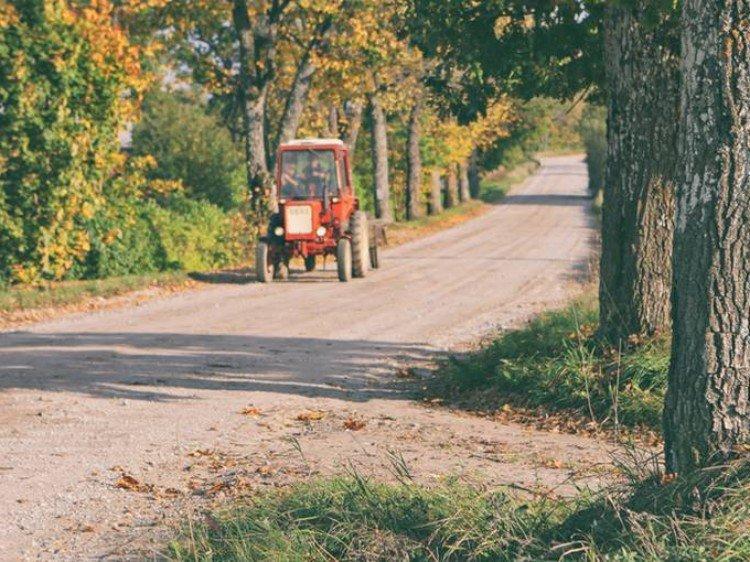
[
  {"xmin": 131, "ymin": 90, "xmax": 246, "ymax": 211},
  {"xmin": 148, "ymin": 194, "xmax": 247, "ymax": 272},
  {"xmin": 0, "ymin": 1, "xmax": 145, "ymax": 282}
]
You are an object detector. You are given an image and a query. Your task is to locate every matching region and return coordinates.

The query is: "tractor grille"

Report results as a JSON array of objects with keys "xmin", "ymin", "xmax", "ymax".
[{"xmin": 285, "ymin": 205, "xmax": 313, "ymax": 235}]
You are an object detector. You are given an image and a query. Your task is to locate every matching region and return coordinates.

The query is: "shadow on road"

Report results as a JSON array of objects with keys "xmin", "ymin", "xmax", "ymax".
[{"xmin": 0, "ymin": 332, "xmax": 434, "ymax": 403}]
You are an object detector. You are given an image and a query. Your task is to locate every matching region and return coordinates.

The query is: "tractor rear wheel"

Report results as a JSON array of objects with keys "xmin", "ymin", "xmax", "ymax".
[
  {"xmin": 350, "ymin": 211, "xmax": 369, "ymax": 278},
  {"xmin": 256, "ymin": 242, "xmax": 273, "ymax": 283},
  {"xmin": 337, "ymin": 239, "xmax": 352, "ymax": 282},
  {"xmin": 304, "ymin": 255, "xmax": 316, "ymax": 272}
]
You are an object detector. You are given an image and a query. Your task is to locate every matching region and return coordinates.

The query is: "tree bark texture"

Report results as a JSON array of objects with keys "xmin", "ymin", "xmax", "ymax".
[
  {"xmin": 664, "ymin": 0, "xmax": 750, "ymax": 473},
  {"xmin": 468, "ymin": 149, "xmax": 481, "ymax": 199},
  {"xmin": 599, "ymin": 3, "xmax": 679, "ymax": 343},
  {"xmin": 276, "ymin": 49, "xmax": 316, "ymax": 148},
  {"xmin": 343, "ymin": 101, "xmax": 363, "ymax": 152},
  {"xmin": 406, "ymin": 100, "xmax": 424, "ymax": 220},
  {"xmin": 445, "ymin": 165, "xmax": 459, "ymax": 208},
  {"xmin": 429, "ymin": 170, "xmax": 443, "ymax": 215},
  {"xmin": 459, "ymin": 160, "xmax": 471, "ymax": 202},
  {"xmin": 232, "ymin": 0, "xmax": 282, "ymax": 216},
  {"xmin": 369, "ymin": 95, "xmax": 392, "ymax": 222}
]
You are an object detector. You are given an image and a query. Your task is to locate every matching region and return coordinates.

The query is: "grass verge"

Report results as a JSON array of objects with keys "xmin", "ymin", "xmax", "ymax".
[
  {"xmin": 426, "ymin": 293, "xmax": 669, "ymax": 438},
  {"xmin": 0, "ymin": 271, "xmax": 191, "ymax": 325},
  {"xmin": 170, "ymin": 460, "xmax": 750, "ymax": 561}
]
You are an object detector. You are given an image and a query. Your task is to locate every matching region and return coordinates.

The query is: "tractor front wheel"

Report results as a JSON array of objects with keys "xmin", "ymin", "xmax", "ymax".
[
  {"xmin": 337, "ymin": 239, "xmax": 352, "ymax": 282},
  {"xmin": 350, "ymin": 211, "xmax": 369, "ymax": 278},
  {"xmin": 304, "ymin": 255, "xmax": 317, "ymax": 272},
  {"xmin": 256, "ymin": 242, "xmax": 273, "ymax": 283}
]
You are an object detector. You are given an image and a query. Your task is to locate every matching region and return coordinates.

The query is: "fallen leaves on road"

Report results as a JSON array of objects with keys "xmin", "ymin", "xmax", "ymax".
[
  {"xmin": 343, "ymin": 417, "xmax": 366, "ymax": 431},
  {"xmin": 296, "ymin": 410, "xmax": 326, "ymax": 422},
  {"xmin": 240, "ymin": 406, "xmax": 261, "ymax": 417},
  {"xmin": 115, "ymin": 474, "xmax": 149, "ymax": 493}
]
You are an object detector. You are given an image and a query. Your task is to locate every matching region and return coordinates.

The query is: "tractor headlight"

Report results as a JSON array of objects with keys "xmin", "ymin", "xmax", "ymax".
[
  {"xmin": 274, "ymin": 226, "xmax": 285, "ymax": 236},
  {"xmin": 316, "ymin": 226, "xmax": 327, "ymax": 237}
]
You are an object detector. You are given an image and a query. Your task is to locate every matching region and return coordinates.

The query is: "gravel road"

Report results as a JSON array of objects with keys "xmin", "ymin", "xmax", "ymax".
[{"xmin": 0, "ymin": 155, "xmax": 607, "ymax": 560}]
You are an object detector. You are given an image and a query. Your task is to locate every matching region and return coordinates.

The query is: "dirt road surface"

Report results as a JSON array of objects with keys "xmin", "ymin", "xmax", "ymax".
[{"xmin": 0, "ymin": 155, "xmax": 609, "ymax": 560}]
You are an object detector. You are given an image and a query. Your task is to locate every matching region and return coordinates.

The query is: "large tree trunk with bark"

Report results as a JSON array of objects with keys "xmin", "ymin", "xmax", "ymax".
[
  {"xmin": 664, "ymin": 0, "xmax": 750, "ymax": 474},
  {"xmin": 406, "ymin": 100, "xmax": 424, "ymax": 220},
  {"xmin": 459, "ymin": 161, "xmax": 471, "ymax": 202},
  {"xmin": 429, "ymin": 170, "xmax": 443, "ymax": 215},
  {"xmin": 445, "ymin": 165, "xmax": 459, "ymax": 209},
  {"xmin": 468, "ymin": 149, "xmax": 481, "ymax": 199},
  {"xmin": 232, "ymin": 0, "xmax": 281, "ymax": 217},
  {"xmin": 598, "ymin": 4, "xmax": 679, "ymax": 343},
  {"xmin": 369, "ymin": 95, "xmax": 392, "ymax": 222}
]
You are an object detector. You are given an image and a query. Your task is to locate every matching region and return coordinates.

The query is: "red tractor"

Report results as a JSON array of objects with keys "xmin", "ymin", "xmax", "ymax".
[{"xmin": 256, "ymin": 138, "xmax": 379, "ymax": 283}]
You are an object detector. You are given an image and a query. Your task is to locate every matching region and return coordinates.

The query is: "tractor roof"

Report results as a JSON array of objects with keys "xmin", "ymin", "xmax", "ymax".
[{"xmin": 281, "ymin": 138, "xmax": 345, "ymax": 149}]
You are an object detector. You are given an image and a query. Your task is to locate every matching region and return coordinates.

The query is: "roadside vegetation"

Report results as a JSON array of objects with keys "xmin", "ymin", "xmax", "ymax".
[
  {"xmin": 171, "ymin": 459, "xmax": 750, "ymax": 561},
  {"xmin": 0, "ymin": 272, "xmax": 190, "ymax": 315},
  {"xmin": 428, "ymin": 295, "xmax": 669, "ymax": 438}
]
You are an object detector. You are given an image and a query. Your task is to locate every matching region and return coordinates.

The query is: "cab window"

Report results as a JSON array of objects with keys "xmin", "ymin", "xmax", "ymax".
[{"xmin": 280, "ymin": 150, "xmax": 339, "ymax": 199}]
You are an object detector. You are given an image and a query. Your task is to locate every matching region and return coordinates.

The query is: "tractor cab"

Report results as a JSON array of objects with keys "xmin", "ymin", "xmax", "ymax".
[{"xmin": 256, "ymin": 138, "xmax": 377, "ymax": 283}]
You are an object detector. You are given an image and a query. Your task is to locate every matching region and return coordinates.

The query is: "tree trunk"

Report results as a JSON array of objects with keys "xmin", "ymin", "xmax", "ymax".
[
  {"xmin": 664, "ymin": 0, "xmax": 750, "ymax": 474},
  {"xmin": 276, "ymin": 49, "xmax": 316, "ymax": 148},
  {"xmin": 232, "ymin": 0, "xmax": 280, "ymax": 217},
  {"xmin": 343, "ymin": 101, "xmax": 363, "ymax": 151},
  {"xmin": 468, "ymin": 149, "xmax": 481, "ymax": 199},
  {"xmin": 429, "ymin": 170, "xmax": 443, "ymax": 215},
  {"xmin": 445, "ymin": 165, "xmax": 459, "ymax": 208},
  {"xmin": 598, "ymin": 4, "xmax": 678, "ymax": 343},
  {"xmin": 406, "ymin": 100, "xmax": 424, "ymax": 220},
  {"xmin": 459, "ymin": 160, "xmax": 471, "ymax": 202},
  {"xmin": 369, "ymin": 95, "xmax": 392, "ymax": 222},
  {"xmin": 328, "ymin": 105, "xmax": 340, "ymax": 138}
]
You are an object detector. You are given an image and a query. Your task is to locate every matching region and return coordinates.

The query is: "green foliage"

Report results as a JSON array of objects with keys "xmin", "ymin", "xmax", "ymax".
[
  {"xmin": 431, "ymin": 294, "xmax": 670, "ymax": 431},
  {"xmin": 479, "ymin": 98, "xmax": 585, "ymax": 172},
  {"xmin": 579, "ymin": 104, "xmax": 607, "ymax": 195},
  {"xmin": 0, "ymin": 1, "xmax": 139, "ymax": 282},
  {"xmin": 149, "ymin": 194, "xmax": 247, "ymax": 272},
  {"xmin": 131, "ymin": 90, "xmax": 246, "ymax": 211}
]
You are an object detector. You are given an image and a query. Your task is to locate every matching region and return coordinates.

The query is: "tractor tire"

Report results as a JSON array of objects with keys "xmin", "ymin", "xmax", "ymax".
[
  {"xmin": 350, "ymin": 211, "xmax": 369, "ymax": 278},
  {"xmin": 337, "ymin": 238, "xmax": 352, "ymax": 282},
  {"xmin": 256, "ymin": 242, "xmax": 273, "ymax": 283},
  {"xmin": 369, "ymin": 243, "xmax": 380, "ymax": 269},
  {"xmin": 304, "ymin": 255, "xmax": 317, "ymax": 272}
]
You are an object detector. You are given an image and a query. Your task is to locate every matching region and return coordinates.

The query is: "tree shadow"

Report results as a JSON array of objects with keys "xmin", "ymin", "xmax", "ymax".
[
  {"xmin": 503, "ymin": 194, "xmax": 593, "ymax": 207},
  {"xmin": 0, "ymin": 332, "xmax": 435, "ymax": 403}
]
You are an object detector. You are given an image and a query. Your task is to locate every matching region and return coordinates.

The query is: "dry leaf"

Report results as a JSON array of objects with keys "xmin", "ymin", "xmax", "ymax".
[
  {"xmin": 343, "ymin": 417, "xmax": 366, "ymax": 431},
  {"xmin": 188, "ymin": 449, "xmax": 214, "ymax": 458},
  {"xmin": 115, "ymin": 474, "xmax": 149, "ymax": 493},
  {"xmin": 240, "ymin": 406, "xmax": 261, "ymax": 417},
  {"xmin": 296, "ymin": 410, "xmax": 326, "ymax": 422}
]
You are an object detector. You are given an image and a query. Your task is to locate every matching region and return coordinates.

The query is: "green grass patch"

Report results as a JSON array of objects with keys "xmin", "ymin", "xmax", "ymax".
[
  {"xmin": 0, "ymin": 271, "xmax": 189, "ymax": 314},
  {"xmin": 170, "ymin": 462, "xmax": 750, "ymax": 561},
  {"xmin": 429, "ymin": 294, "xmax": 670, "ymax": 433}
]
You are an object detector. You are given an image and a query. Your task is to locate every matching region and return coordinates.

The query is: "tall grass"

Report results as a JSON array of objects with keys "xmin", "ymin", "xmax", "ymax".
[
  {"xmin": 430, "ymin": 295, "xmax": 670, "ymax": 433},
  {"xmin": 170, "ymin": 461, "xmax": 750, "ymax": 561}
]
